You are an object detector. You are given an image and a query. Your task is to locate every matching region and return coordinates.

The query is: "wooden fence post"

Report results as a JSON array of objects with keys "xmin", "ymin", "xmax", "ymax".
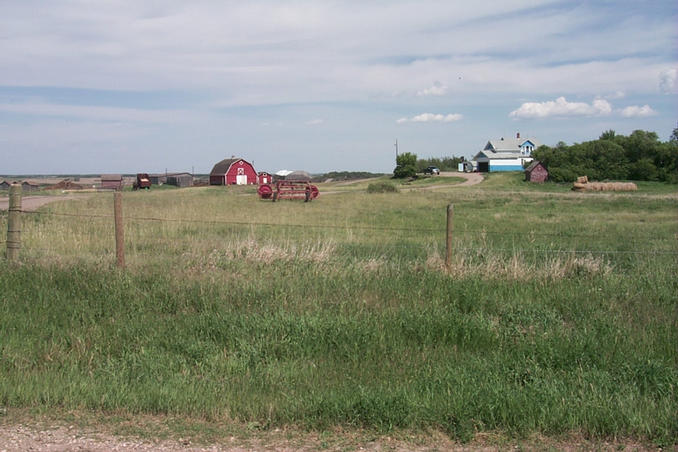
[
  {"xmin": 6, "ymin": 183, "xmax": 22, "ymax": 262},
  {"xmin": 114, "ymin": 191, "xmax": 125, "ymax": 268},
  {"xmin": 446, "ymin": 203, "xmax": 454, "ymax": 270}
]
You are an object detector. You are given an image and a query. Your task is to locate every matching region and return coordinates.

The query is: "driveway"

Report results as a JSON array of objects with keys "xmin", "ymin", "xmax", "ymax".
[
  {"xmin": 0, "ymin": 195, "xmax": 84, "ymax": 212},
  {"xmin": 438, "ymin": 171, "xmax": 484, "ymax": 186}
]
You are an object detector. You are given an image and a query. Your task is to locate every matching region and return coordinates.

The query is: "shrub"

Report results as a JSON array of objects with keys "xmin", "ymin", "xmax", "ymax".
[{"xmin": 367, "ymin": 181, "xmax": 399, "ymax": 193}]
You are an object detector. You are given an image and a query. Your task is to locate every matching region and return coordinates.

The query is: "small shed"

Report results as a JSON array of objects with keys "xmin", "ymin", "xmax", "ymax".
[
  {"xmin": 258, "ymin": 172, "xmax": 272, "ymax": 184},
  {"xmin": 525, "ymin": 161, "xmax": 548, "ymax": 183},
  {"xmin": 149, "ymin": 174, "xmax": 167, "ymax": 185},
  {"xmin": 0, "ymin": 181, "xmax": 11, "ymax": 190},
  {"xmin": 210, "ymin": 158, "xmax": 257, "ymax": 185},
  {"xmin": 166, "ymin": 173, "xmax": 193, "ymax": 187},
  {"xmin": 101, "ymin": 174, "xmax": 123, "ymax": 190},
  {"xmin": 21, "ymin": 181, "xmax": 40, "ymax": 192}
]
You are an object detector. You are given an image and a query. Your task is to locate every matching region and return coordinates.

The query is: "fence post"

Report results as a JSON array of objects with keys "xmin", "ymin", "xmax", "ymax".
[
  {"xmin": 114, "ymin": 191, "xmax": 125, "ymax": 268},
  {"xmin": 6, "ymin": 183, "xmax": 22, "ymax": 262},
  {"xmin": 446, "ymin": 203, "xmax": 454, "ymax": 270}
]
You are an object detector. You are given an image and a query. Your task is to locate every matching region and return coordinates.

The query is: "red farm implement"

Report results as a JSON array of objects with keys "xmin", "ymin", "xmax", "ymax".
[
  {"xmin": 258, "ymin": 180, "xmax": 319, "ymax": 202},
  {"xmin": 132, "ymin": 173, "xmax": 151, "ymax": 190}
]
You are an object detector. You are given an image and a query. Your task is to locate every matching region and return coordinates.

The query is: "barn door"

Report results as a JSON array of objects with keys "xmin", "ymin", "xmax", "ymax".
[{"xmin": 236, "ymin": 167, "xmax": 247, "ymax": 185}]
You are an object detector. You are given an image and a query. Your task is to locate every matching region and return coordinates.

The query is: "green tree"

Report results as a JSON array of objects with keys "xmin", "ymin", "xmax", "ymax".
[
  {"xmin": 393, "ymin": 152, "xmax": 417, "ymax": 178},
  {"xmin": 533, "ymin": 129, "xmax": 677, "ymax": 183}
]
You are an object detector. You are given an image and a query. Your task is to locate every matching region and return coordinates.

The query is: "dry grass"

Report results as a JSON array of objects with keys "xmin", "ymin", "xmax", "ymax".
[{"xmin": 425, "ymin": 248, "xmax": 612, "ymax": 280}]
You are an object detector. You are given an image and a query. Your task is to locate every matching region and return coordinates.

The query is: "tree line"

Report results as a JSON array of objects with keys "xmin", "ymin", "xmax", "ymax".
[
  {"xmin": 394, "ymin": 153, "xmax": 464, "ymax": 178},
  {"xmin": 532, "ymin": 128, "xmax": 678, "ymax": 183}
]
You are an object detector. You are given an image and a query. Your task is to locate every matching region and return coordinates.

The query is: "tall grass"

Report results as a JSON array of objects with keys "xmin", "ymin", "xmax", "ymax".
[{"xmin": 1, "ymin": 183, "xmax": 676, "ymax": 443}]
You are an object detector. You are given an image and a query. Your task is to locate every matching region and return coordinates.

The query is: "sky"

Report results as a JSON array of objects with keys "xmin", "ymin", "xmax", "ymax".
[{"xmin": 1, "ymin": 0, "xmax": 676, "ymax": 175}]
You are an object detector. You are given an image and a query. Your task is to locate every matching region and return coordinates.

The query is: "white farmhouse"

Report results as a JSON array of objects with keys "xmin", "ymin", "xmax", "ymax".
[{"xmin": 473, "ymin": 133, "xmax": 539, "ymax": 172}]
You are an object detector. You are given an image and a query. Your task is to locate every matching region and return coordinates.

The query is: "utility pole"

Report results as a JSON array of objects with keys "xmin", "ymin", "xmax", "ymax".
[{"xmin": 394, "ymin": 139, "xmax": 399, "ymax": 157}]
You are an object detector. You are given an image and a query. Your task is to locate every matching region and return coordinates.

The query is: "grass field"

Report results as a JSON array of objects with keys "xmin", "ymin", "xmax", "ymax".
[{"xmin": 1, "ymin": 174, "xmax": 677, "ymax": 446}]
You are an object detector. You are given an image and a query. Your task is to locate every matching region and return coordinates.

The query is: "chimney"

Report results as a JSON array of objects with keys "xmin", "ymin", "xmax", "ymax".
[{"xmin": 516, "ymin": 132, "xmax": 520, "ymax": 139}]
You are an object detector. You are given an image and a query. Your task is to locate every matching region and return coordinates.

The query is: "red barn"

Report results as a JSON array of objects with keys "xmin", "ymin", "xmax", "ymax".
[
  {"xmin": 525, "ymin": 161, "xmax": 548, "ymax": 183},
  {"xmin": 209, "ymin": 158, "xmax": 257, "ymax": 185}
]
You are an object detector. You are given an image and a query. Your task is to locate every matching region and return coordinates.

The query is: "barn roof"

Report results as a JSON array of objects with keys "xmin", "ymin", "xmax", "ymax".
[{"xmin": 210, "ymin": 158, "xmax": 242, "ymax": 175}]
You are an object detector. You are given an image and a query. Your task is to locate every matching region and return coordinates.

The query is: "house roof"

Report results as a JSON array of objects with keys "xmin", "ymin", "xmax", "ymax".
[
  {"xmin": 474, "ymin": 150, "xmax": 525, "ymax": 160},
  {"xmin": 485, "ymin": 137, "xmax": 540, "ymax": 152}
]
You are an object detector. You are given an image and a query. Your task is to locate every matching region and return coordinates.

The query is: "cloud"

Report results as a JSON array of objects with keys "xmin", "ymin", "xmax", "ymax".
[
  {"xmin": 397, "ymin": 113, "xmax": 463, "ymax": 123},
  {"xmin": 509, "ymin": 97, "xmax": 612, "ymax": 119},
  {"xmin": 0, "ymin": 101, "xmax": 193, "ymax": 123},
  {"xmin": 659, "ymin": 68, "xmax": 676, "ymax": 94},
  {"xmin": 417, "ymin": 81, "xmax": 448, "ymax": 96},
  {"xmin": 620, "ymin": 105, "xmax": 656, "ymax": 118},
  {"xmin": 606, "ymin": 90, "xmax": 625, "ymax": 99},
  {"xmin": 305, "ymin": 118, "xmax": 324, "ymax": 125}
]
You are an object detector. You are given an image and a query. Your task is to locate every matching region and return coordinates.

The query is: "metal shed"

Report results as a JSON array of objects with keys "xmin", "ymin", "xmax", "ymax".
[{"xmin": 166, "ymin": 173, "xmax": 194, "ymax": 187}]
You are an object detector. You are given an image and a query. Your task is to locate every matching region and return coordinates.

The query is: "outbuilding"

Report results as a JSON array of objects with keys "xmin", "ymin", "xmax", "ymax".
[
  {"xmin": 525, "ymin": 161, "xmax": 548, "ymax": 183},
  {"xmin": 101, "ymin": 174, "xmax": 123, "ymax": 190},
  {"xmin": 258, "ymin": 172, "xmax": 272, "ymax": 184},
  {"xmin": 166, "ymin": 172, "xmax": 194, "ymax": 187},
  {"xmin": 21, "ymin": 181, "xmax": 40, "ymax": 192},
  {"xmin": 209, "ymin": 158, "xmax": 257, "ymax": 185}
]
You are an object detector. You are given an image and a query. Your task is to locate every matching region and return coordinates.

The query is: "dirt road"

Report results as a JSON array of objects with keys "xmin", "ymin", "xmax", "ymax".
[
  {"xmin": 439, "ymin": 171, "xmax": 484, "ymax": 186},
  {"xmin": 0, "ymin": 195, "xmax": 85, "ymax": 211}
]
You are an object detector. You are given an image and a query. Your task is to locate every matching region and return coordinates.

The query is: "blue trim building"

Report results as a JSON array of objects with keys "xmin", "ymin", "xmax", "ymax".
[{"xmin": 472, "ymin": 133, "xmax": 540, "ymax": 172}]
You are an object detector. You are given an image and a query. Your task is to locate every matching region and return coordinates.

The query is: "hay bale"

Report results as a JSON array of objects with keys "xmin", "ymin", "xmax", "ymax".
[
  {"xmin": 576, "ymin": 175, "xmax": 589, "ymax": 184},
  {"xmin": 572, "ymin": 181, "xmax": 638, "ymax": 192}
]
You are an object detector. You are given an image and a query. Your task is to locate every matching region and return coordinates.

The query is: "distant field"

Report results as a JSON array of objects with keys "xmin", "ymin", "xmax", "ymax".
[{"xmin": 1, "ymin": 175, "xmax": 676, "ymax": 445}]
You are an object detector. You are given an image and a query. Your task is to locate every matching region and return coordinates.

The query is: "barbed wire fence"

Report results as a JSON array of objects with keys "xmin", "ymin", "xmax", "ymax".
[{"xmin": 3, "ymin": 188, "xmax": 678, "ymax": 267}]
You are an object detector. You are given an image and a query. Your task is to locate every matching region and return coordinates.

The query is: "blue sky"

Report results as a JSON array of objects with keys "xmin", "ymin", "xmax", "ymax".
[{"xmin": 1, "ymin": 0, "xmax": 676, "ymax": 174}]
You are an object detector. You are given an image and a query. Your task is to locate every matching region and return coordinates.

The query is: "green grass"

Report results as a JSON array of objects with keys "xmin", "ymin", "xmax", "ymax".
[{"xmin": 1, "ymin": 181, "xmax": 676, "ymax": 444}]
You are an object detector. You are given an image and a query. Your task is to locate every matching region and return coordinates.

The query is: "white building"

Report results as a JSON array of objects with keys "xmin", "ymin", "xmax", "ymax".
[{"xmin": 473, "ymin": 133, "xmax": 539, "ymax": 172}]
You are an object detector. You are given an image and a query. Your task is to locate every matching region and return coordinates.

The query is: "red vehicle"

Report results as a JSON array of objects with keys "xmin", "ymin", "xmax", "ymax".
[
  {"xmin": 133, "ymin": 173, "xmax": 151, "ymax": 190},
  {"xmin": 257, "ymin": 180, "xmax": 319, "ymax": 202}
]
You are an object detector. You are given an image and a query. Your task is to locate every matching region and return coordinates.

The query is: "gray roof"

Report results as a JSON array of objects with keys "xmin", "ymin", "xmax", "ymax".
[
  {"xmin": 485, "ymin": 137, "xmax": 540, "ymax": 152},
  {"xmin": 474, "ymin": 150, "xmax": 524, "ymax": 161},
  {"xmin": 101, "ymin": 174, "xmax": 122, "ymax": 180},
  {"xmin": 210, "ymin": 158, "xmax": 251, "ymax": 176}
]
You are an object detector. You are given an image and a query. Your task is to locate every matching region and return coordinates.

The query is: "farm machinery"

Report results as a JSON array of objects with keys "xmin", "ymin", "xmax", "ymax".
[
  {"xmin": 132, "ymin": 173, "xmax": 151, "ymax": 190},
  {"xmin": 257, "ymin": 180, "xmax": 319, "ymax": 202}
]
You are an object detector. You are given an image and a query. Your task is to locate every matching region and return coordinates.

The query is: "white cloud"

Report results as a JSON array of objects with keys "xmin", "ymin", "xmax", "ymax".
[
  {"xmin": 509, "ymin": 97, "xmax": 612, "ymax": 119},
  {"xmin": 397, "ymin": 113, "xmax": 463, "ymax": 123},
  {"xmin": 659, "ymin": 68, "xmax": 677, "ymax": 94},
  {"xmin": 305, "ymin": 118, "xmax": 324, "ymax": 125},
  {"xmin": 417, "ymin": 81, "xmax": 448, "ymax": 96},
  {"xmin": 606, "ymin": 90, "xmax": 625, "ymax": 99},
  {"xmin": 620, "ymin": 105, "xmax": 656, "ymax": 118}
]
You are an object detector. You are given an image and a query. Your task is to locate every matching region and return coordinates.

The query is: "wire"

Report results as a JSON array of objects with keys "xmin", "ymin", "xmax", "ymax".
[{"xmin": 22, "ymin": 209, "xmax": 677, "ymax": 240}]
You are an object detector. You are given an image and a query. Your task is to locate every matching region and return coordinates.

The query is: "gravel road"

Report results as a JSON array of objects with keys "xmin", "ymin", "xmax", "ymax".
[{"xmin": 0, "ymin": 195, "xmax": 85, "ymax": 212}]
